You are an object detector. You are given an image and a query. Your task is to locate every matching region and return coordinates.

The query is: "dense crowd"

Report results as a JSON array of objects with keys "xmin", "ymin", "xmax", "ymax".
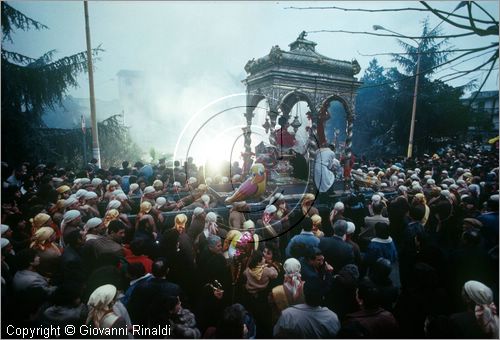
[{"xmin": 1, "ymin": 141, "xmax": 498, "ymax": 339}]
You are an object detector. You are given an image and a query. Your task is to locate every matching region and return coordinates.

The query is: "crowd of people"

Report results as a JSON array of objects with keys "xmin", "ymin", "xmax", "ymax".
[{"xmin": 1, "ymin": 141, "xmax": 498, "ymax": 338}]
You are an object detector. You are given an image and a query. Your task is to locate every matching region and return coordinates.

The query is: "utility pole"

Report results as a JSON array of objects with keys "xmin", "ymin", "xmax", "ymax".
[
  {"xmin": 84, "ymin": 1, "xmax": 101, "ymax": 167},
  {"xmin": 407, "ymin": 48, "xmax": 421, "ymax": 158}
]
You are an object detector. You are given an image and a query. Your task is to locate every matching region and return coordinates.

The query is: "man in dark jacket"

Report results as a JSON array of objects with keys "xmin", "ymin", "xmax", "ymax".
[
  {"xmin": 57, "ymin": 229, "xmax": 86, "ymax": 285},
  {"xmin": 319, "ymin": 219, "xmax": 354, "ymax": 274},
  {"xmin": 127, "ymin": 258, "xmax": 182, "ymax": 328},
  {"xmin": 341, "ymin": 277, "xmax": 399, "ymax": 338}
]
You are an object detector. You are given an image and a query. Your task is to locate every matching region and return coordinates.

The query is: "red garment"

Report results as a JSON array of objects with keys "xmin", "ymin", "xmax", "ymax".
[
  {"xmin": 275, "ymin": 128, "xmax": 295, "ymax": 147},
  {"xmin": 122, "ymin": 244, "xmax": 133, "ymax": 258},
  {"xmin": 126, "ymin": 254, "xmax": 153, "ymax": 273}
]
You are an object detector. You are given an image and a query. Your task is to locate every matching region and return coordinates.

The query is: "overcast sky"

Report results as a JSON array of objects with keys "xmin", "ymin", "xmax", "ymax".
[{"xmin": 5, "ymin": 1, "xmax": 499, "ymax": 162}]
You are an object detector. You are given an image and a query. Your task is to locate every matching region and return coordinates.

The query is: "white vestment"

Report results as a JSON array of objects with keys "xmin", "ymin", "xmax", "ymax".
[{"xmin": 314, "ymin": 148, "xmax": 340, "ymax": 193}]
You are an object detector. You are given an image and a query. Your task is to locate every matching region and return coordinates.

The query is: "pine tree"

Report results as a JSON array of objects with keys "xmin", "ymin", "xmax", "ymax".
[{"xmin": 1, "ymin": 2, "xmax": 101, "ymax": 164}]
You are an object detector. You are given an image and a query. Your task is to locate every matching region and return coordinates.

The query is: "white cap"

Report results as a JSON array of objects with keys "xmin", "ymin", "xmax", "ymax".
[
  {"xmin": 84, "ymin": 191, "xmax": 98, "ymax": 200},
  {"xmin": 79, "ymin": 178, "xmax": 91, "ymax": 185},
  {"xmin": 346, "ymin": 221, "xmax": 355, "ymax": 234},
  {"xmin": 188, "ymin": 177, "xmax": 197, "ymax": 185},
  {"xmin": 91, "ymin": 178, "xmax": 103, "ymax": 186},
  {"xmin": 334, "ymin": 201, "xmax": 345, "ymax": 211},
  {"xmin": 63, "ymin": 210, "xmax": 81, "ymax": 223},
  {"xmin": 371, "ymin": 194, "xmax": 381, "ymax": 203},
  {"xmin": 264, "ymin": 205, "xmax": 277, "ymax": 214},
  {"xmin": 201, "ymin": 194, "xmax": 210, "ymax": 204},
  {"xmin": 84, "ymin": 217, "xmax": 103, "ymax": 231},
  {"xmin": 1, "ymin": 238, "xmax": 10, "ymax": 249},
  {"xmin": 243, "ymin": 220, "xmax": 255, "ymax": 230},
  {"xmin": 107, "ymin": 200, "xmax": 121, "ymax": 210},
  {"xmin": 441, "ymin": 190, "xmax": 451, "ymax": 198},
  {"xmin": 143, "ymin": 186, "xmax": 155, "ymax": 194},
  {"xmin": 206, "ymin": 212, "xmax": 217, "ymax": 223},
  {"xmin": 63, "ymin": 197, "xmax": 79, "ymax": 208},
  {"xmin": 75, "ymin": 189, "xmax": 88, "ymax": 199},
  {"xmin": 155, "ymin": 197, "xmax": 167, "ymax": 209},
  {"xmin": 193, "ymin": 207, "xmax": 204, "ymax": 216},
  {"xmin": 1, "ymin": 224, "xmax": 10, "ymax": 235},
  {"xmin": 116, "ymin": 193, "xmax": 128, "ymax": 201}
]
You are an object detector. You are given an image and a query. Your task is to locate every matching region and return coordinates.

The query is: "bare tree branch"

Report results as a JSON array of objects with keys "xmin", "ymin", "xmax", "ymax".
[
  {"xmin": 420, "ymin": 1, "xmax": 498, "ymax": 36},
  {"xmin": 466, "ymin": 54, "xmax": 498, "ymax": 105},
  {"xmin": 357, "ymin": 45, "xmax": 498, "ymax": 57},
  {"xmin": 284, "ymin": 5, "xmax": 496, "ymax": 24},
  {"xmin": 307, "ymin": 29, "xmax": 476, "ymax": 40},
  {"xmin": 472, "ymin": 1, "xmax": 498, "ymax": 24}
]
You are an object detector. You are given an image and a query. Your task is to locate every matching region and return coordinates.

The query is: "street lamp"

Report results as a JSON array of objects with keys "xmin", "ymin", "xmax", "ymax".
[{"xmin": 373, "ymin": 25, "xmax": 421, "ymax": 158}]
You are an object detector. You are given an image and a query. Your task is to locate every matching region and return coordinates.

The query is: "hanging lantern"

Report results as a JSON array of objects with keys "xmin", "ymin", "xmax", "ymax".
[
  {"xmin": 262, "ymin": 118, "xmax": 271, "ymax": 134},
  {"xmin": 290, "ymin": 114, "xmax": 302, "ymax": 133}
]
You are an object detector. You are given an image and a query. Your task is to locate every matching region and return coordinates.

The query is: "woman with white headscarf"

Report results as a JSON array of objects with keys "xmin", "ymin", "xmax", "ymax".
[
  {"xmin": 463, "ymin": 280, "xmax": 499, "ymax": 338},
  {"xmin": 86, "ymin": 284, "xmax": 126, "ymax": 329},
  {"xmin": 270, "ymin": 258, "xmax": 305, "ymax": 323}
]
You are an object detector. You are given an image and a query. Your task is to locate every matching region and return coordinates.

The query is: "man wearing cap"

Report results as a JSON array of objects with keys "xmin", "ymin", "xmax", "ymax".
[
  {"xmin": 187, "ymin": 207, "xmax": 206, "ymax": 241},
  {"xmin": 79, "ymin": 191, "xmax": 100, "ymax": 221},
  {"xmin": 60, "ymin": 210, "xmax": 82, "ymax": 247},
  {"xmin": 81, "ymin": 218, "xmax": 124, "ymax": 272},
  {"xmin": 58, "ymin": 229, "xmax": 86, "ymax": 285},
  {"xmin": 273, "ymin": 279, "xmax": 340, "ymax": 338},
  {"xmin": 285, "ymin": 217, "xmax": 319, "ymax": 259},
  {"xmin": 319, "ymin": 220, "xmax": 354, "ymax": 275},
  {"xmin": 229, "ymin": 201, "xmax": 248, "ymax": 230}
]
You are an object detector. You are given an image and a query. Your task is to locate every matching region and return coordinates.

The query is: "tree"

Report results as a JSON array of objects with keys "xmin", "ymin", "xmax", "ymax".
[
  {"xmin": 388, "ymin": 20, "xmax": 470, "ymax": 154},
  {"xmin": 1, "ymin": 2, "xmax": 101, "ymax": 165},
  {"xmin": 353, "ymin": 58, "xmax": 398, "ymax": 156}
]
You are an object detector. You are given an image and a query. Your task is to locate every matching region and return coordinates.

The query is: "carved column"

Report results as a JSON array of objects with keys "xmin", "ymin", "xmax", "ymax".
[
  {"xmin": 307, "ymin": 108, "xmax": 320, "ymax": 193},
  {"xmin": 267, "ymin": 104, "xmax": 279, "ymax": 148},
  {"xmin": 242, "ymin": 95, "xmax": 255, "ymax": 176},
  {"xmin": 343, "ymin": 101, "xmax": 355, "ymax": 190}
]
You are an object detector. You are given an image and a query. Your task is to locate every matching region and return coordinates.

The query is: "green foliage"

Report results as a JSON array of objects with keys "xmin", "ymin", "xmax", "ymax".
[
  {"xmin": 354, "ymin": 21, "xmax": 471, "ymax": 158},
  {"xmin": 97, "ymin": 115, "xmax": 143, "ymax": 169},
  {"xmin": 1, "ymin": 2, "xmax": 48, "ymax": 43},
  {"xmin": 0, "ymin": 2, "xmax": 107, "ymax": 166}
]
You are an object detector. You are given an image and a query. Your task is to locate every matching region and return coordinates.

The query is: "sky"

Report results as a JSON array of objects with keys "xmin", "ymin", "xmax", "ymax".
[{"xmin": 4, "ymin": 1, "xmax": 499, "ymax": 164}]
